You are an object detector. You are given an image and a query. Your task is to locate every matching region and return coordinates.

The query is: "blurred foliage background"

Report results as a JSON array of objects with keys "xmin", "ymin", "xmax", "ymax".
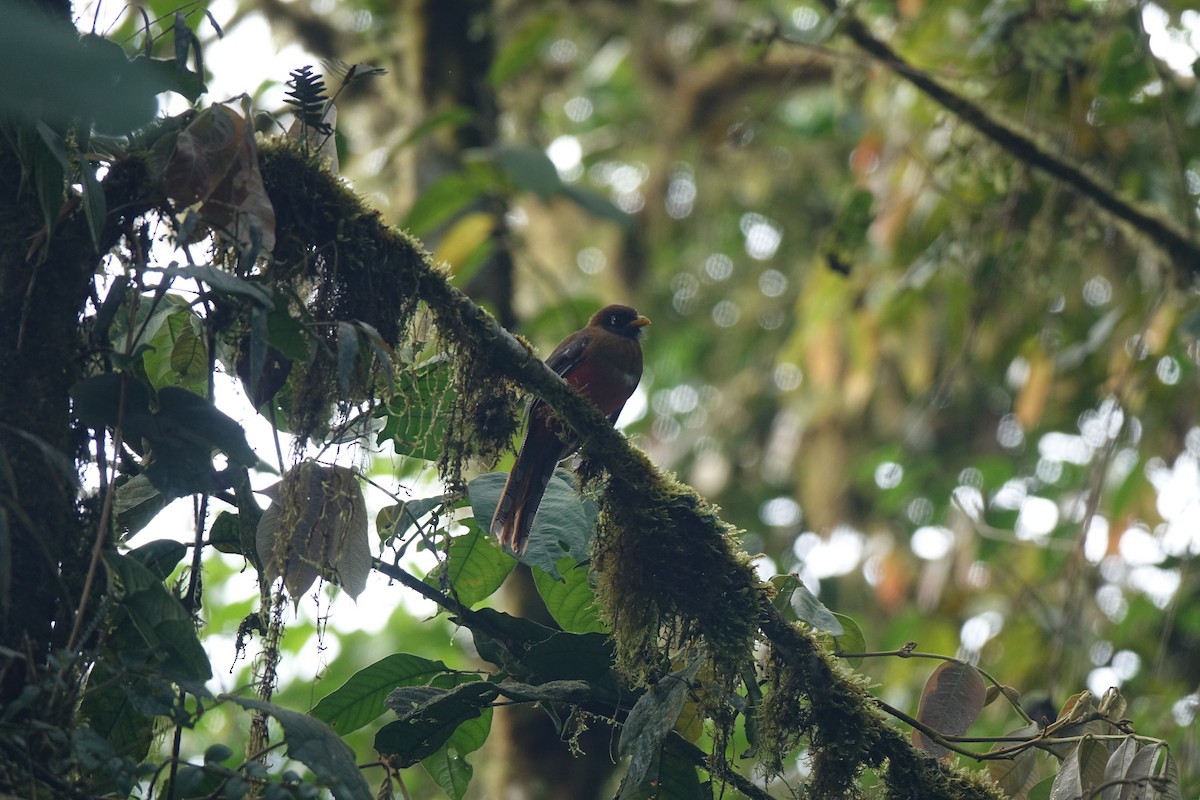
[{"xmin": 81, "ymin": 0, "xmax": 1200, "ymax": 795}]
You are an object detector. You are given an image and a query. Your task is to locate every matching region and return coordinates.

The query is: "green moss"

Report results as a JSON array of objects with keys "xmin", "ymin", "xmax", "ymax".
[
  {"xmin": 254, "ymin": 141, "xmax": 429, "ymax": 442},
  {"xmin": 588, "ymin": 450, "xmax": 761, "ymax": 684}
]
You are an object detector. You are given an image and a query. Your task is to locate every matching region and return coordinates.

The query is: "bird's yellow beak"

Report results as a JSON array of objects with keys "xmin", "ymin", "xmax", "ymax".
[{"xmin": 630, "ymin": 315, "xmax": 651, "ymax": 328}]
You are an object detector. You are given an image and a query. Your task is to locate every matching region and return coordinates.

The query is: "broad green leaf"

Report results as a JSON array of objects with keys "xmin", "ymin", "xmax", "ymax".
[
  {"xmin": 72, "ymin": 373, "xmax": 259, "ymax": 497},
  {"xmin": 376, "ymin": 357, "xmax": 453, "ymax": 461},
  {"xmin": 79, "ymin": 159, "xmax": 106, "ymax": 251},
  {"xmin": 425, "ymin": 527, "xmax": 516, "ymax": 609},
  {"xmin": 223, "ymin": 695, "xmax": 371, "ymax": 800},
  {"xmin": 128, "ymin": 538, "xmax": 188, "ymax": 581},
  {"xmin": 493, "ymin": 143, "xmax": 561, "ymax": 199},
  {"xmin": 312, "ymin": 653, "xmax": 449, "ymax": 735},
  {"xmin": 207, "ymin": 510, "xmax": 243, "ymax": 555},
  {"xmin": 0, "ymin": 11, "xmax": 160, "ymax": 134},
  {"xmin": 467, "ymin": 470, "xmax": 595, "ymax": 579},
  {"xmin": 831, "ymin": 612, "xmax": 866, "ymax": 667},
  {"xmin": 466, "ymin": 608, "xmax": 557, "ymax": 672},
  {"xmin": 489, "ymin": 11, "xmax": 559, "ymax": 87},
  {"xmin": 401, "ymin": 171, "xmax": 494, "ymax": 235},
  {"xmin": 521, "ymin": 631, "xmax": 614, "ymax": 684},
  {"xmin": 775, "ymin": 574, "xmax": 843, "ymax": 635},
  {"xmin": 911, "ymin": 661, "xmax": 986, "ymax": 760},
  {"xmin": 162, "ymin": 264, "xmax": 274, "ymax": 307},
  {"xmin": 533, "ymin": 557, "xmax": 607, "ymax": 633},
  {"xmin": 559, "ymin": 183, "xmax": 631, "ymax": 227},
  {"xmin": 430, "ymin": 673, "xmax": 492, "ymax": 756},
  {"xmin": 78, "ymin": 671, "xmax": 156, "ymax": 766},
  {"xmin": 421, "ymin": 743, "xmax": 473, "ymax": 800}
]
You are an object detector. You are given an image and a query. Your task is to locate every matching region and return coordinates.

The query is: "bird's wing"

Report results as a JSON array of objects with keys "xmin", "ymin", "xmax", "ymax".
[{"xmin": 543, "ymin": 331, "xmax": 592, "ymax": 378}]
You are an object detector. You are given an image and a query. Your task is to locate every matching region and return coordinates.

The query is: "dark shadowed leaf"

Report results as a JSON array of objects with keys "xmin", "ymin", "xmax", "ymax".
[
  {"xmin": 618, "ymin": 657, "xmax": 702, "ymax": 799},
  {"xmin": 223, "ymin": 695, "xmax": 371, "ymax": 800},
  {"xmin": 376, "ymin": 681, "xmax": 499, "ymax": 766},
  {"xmin": 102, "ymin": 551, "xmax": 211, "ymax": 684},
  {"xmin": 986, "ymin": 723, "xmax": 1039, "ymax": 797}
]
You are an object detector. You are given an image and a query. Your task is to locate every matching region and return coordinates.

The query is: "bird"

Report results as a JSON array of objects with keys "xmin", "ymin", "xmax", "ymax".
[{"xmin": 491, "ymin": 304, "xmax": 650, "ymax": 554}]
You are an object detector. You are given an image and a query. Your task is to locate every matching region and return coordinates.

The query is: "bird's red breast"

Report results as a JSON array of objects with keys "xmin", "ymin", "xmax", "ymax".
[{"xmin": 491, "ymin": 305, "xmax": 649, "ymax": 554}]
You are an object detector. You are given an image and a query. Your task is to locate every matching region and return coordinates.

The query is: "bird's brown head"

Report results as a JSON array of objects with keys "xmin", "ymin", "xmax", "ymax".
[{"xmin": 591, "ymin": 304, "xmax": 651, "ymax": 339}]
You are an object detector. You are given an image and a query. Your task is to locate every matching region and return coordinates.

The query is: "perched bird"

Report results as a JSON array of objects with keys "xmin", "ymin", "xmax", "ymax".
[{"xmin": 491, "ymin": 304, "xmax": 650, "ymax": 553}]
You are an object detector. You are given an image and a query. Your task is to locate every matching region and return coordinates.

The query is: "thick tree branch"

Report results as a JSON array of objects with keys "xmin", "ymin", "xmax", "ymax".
[
  {"xmin": 259, "ymin": 148, "xmax": 1002, "ymax": 799},
  {"xmin": 806, "ymin": 1, "xmax": 1200, "ymax": 277}
]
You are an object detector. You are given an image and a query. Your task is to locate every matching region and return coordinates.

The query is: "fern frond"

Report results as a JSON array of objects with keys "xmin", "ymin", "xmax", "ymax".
[{"xmin": 283, "ymin": 65, "xmax": 332, "ymax": 135}]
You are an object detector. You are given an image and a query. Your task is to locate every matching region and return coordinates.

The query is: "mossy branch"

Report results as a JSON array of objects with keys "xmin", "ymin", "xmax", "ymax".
[
  {"xmin": 256, "ymin": 148, "xmax": 1004, "ymax": 800},
  {"xmin": 804, "ymin": 1, "xmax": 1200, "ymax": 278}
]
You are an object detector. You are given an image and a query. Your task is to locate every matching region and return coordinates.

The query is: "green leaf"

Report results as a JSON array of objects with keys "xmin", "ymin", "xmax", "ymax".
[
  {"xmin": 376, "ymin": 357, "xmax": 454, "ymax": 461},
  {"xmin": 0, "ymin": 11, "xmax": 159, "ymax": 134},
  {"xmin": 493, "ymin": 143, "xmax": 562, "ymax": 200},
  {"xmin": 103, "ymin": 551, "xmax": 211, "ymax": 684},
  {"xmin": 376, "ymin": 681, "xmax": 499, "ymax": 767},
  {"xmin": 425, "ymin": 527, "xmax": 516, "ymax": 609},
  {"xmin": 376, "ymin": 494, "xmax": 445, "ymax": 544},
  {"xmin": 336, "ymin": 320, "xmax": 358, "ymax": 397},
  {"xmin": 311, "ymin": 653, "xmax": 449, "ymax": 735},
  {"xmin": 128, "ymin": 538, "xmax": 188, "ymax": 581},
  {"xmin": 421, "ymin": 743, "xmax": 473, "ymax": 800},
  {"xmin": 468, "ymin": 470, "xmax": 596, "ymax": 579},
  {"xmin": 80, "ymin": 159, "xmax": 107, "ymax": 251},
  {"xmin": 400, "ymin": 105, "xmax": 474, "ymax": 148},
  {"xmin": 559, "ymin": 184, "xmax": 631, "ymax": 227},
  {"xmin": 113, "ymin": 473, "xmax": 167, "ymax": 539},
  {"xmin": 429, "ymin": 673, "xmax": 492, "ymax": 756},
  {"xmin": 830, "ymin": 612, "xmax": 865, "ymax": 667},
  {"xmin": 207, "ymin": 510, "xmax": 244, "ymax": 555},
  {"xmin": 622, "ymin": 746, "xmax": 704, "ymax": 800},
  {"xmin": 533, "ymin": 557, "xmax": 607, "ymax": 633},
  {"xmin": 78, "ymin": 670, "xmax": 156, "ymax": 766},
  {"xmin": 401, "ymin": 171, "xmax": 494, "ymax": 235},
  {"xmin": 771, "ymin": 574, "xmax": 843, "ymax": 634},
  {"xmin": 222, "ymin": 695, "xmax": 372, "ymax": 800},
  {"xmin": 489, "ymin": 11, "xmax": 559, "ymax": 86},
  {"xmin": 163, "ymin": 264, "xmax": 274, "ymax": 307},
  {"xmin": 466, "ymin": 608, "xmax": 557, "ymax": 671},
  {"xmin": 911, "ymin": 661, "xmax": 986, "ymax": 760}
]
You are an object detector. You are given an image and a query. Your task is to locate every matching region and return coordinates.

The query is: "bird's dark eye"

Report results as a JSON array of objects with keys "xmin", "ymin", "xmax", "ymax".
[{"xmin": 610, "ymin": 315, "xmax": 619, "ymax": 326}]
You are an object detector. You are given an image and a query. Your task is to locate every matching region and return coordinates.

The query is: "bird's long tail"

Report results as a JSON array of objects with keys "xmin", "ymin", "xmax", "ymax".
[{"xmin": 490, "ymin": 424, "xmax": 563, "ymax": 553}]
